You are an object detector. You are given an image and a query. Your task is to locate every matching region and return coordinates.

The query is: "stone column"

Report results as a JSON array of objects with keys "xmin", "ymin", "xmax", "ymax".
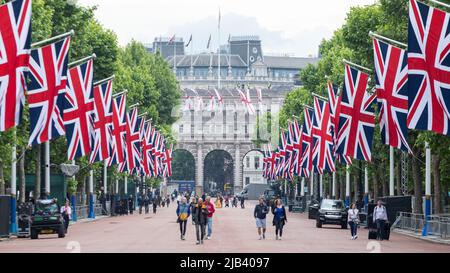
[
  {"xmin": 234, "ymin": 144, "xmax": 242, "ymax": 193},
  {"xmin": 196, "ymin": 144, "xmax": 203, "ymax": 196}
]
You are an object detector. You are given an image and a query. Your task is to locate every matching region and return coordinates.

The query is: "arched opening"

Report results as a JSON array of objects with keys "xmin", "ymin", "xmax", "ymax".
[
  {"xmin": 203, "ymin": 150, "xmax": 234, "ymax": 195},
  {"xmin": 242, "ymin": 149, "xmax": 266, "ymax": 187},
  {"xmin": 170, "ymin": 149, "xmax": 196, "ymax": 195}
]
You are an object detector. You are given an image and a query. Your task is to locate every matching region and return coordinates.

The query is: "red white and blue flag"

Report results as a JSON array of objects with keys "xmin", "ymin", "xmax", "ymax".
[
  {"xmin": 301, "ymin": 107, "xmax": 314, "ymax": 173},
  {"xmin": 0, "ymin": 0, "xmax": 31, "ymax": 132},
  {"xmin": 373, "ymin": 38, "xmax": 411, "ymax": 152},
  {"xmin": 89, "ymin": 79, "xmax": 113, "ymax": 163},
  {"xmin": 336, "ymin": 65, "xmax": 376, "ymax": 162},
  {"xmin": 163, "ymin": 143, "xmax": 173, "ymax": 177},
  {"xmin": 132, "ymin": 114, "xmax": 145, "ymax": 176},
  {"xmin": 63, "ymin": 59, "xmax": 94, "ymax": 160},
  {"xmin": 311, "ymin": 97, "xmax": 335, "ymax": 173},
  {"xmin": 407, "ymin": 0, "xmax": 450, "ymax": 136},
  {"xmin": 107, "ymin": 93, "xmax": 127, "ymax": 166},
  {"xmin": 141, "ymin": 122, "xmax": 154, "ymax": 177},
  {"xmin": 27, "ymin": 37, "xmax": 71, "ymax": 145},
  {"xmin": 327, "ymin": 81, "xmax": 352, "ymax": 165},
  {"xmin": 124, "ymin": 107, "xmax": 141, "ymax": 174}
]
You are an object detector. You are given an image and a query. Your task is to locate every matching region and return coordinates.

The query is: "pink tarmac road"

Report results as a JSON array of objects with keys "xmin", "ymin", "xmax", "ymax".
[{"xmin": 1, "ymin": 200, "xmax": 449, "ymax": 253}]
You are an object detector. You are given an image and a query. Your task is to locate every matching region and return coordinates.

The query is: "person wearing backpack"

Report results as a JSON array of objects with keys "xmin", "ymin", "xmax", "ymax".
[{"xmin": 176, "ymin": 197, "xmax": 191, "ymax": 240}]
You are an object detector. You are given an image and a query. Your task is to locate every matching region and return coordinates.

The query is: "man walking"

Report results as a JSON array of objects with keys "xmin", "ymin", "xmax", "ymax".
[
  {"xmin": 373, "ymin": 200, "xmax": 388, "ymax": 241},
  {"xmin": 254, "ymin": 197, "xmax": 269, "ymax": 240},
  {"xmin": 204, "ymin": 196, "xmax": 215, "ymax": 240},
  {"xmin": 192, "ymin": 198, "xmax": 208, "ymax": 245}
]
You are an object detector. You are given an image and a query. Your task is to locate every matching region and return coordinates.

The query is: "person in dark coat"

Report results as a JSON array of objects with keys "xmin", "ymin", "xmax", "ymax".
[
  {"xmin": 152, "ymin": 194, "xmax": 158, "ymax": 214},
  {"xmin": 137, "ymin": 195, "xmax": 143, "ymax": 214},
  {"xmin": 128, "ymin": 195, "xmax": 134, "ymax": 215},
  {"xmin": 272, "ymin": 199, "xmax": 287, "ymax": 240},
  {"xmin": 144, "ymin": 195, "xmax": 150, "ymax": 214},
  {"xmin": 192, "ymin": 198, "xmax": 208, "ymax": 245}
]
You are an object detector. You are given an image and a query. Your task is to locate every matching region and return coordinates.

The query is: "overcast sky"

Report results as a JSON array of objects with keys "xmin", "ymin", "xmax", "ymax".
[{"xmin": 76, "ymin": 0, "xmax": 375, "ymax": 57}]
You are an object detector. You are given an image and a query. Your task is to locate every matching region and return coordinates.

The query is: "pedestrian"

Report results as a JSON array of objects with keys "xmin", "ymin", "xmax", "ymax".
[
  {"xmin": 176, "ymin": 197, "xmax": 191, "ymax": 240},
  {"xmin": 192, "ymin": 198, "xmax": 208, "ymax": 245},
  {"xmin": 138, "ymin": 194, "xmax": 143, "ymax": 214},
  {"xmin": 60, "ymin": 199, "xmax": 72, "ymax": 234},
  {"xmin": 128, "ymin": 195, "xmax": 134, "ymax": 215},
  {"xmin": 254, "ymin": 197, "xmax": 269, "ymax": 240},
  {"xmin": 225, "ymin": 196, "xmax": 229, "ymax": 207},
  {"xmin": 190, "ymin": 196, "xmax": 197, "ymax": 225},
  {"xmin": 240, "ymin": 196, "xmax": 245, "ymax": 209},
  {"xmin": 272, "ymin": 199, "xmax": 287, "ymax": 240},
  {"xmin": 144, "ymin": 194, "xmax": 150, "ymax": 214},
  {"xmin": 373, "ymin": 200, "xmax": 388, "ymax": 241},
  {"xmin": 177, "ymin": 194, "xmax": 182, "ymax": 205},
  {"xmin": 204, "ymin": 196, "xmax": 216, "ymax": 240},
  {"xmin": 232, "ymin": 195, "xmax": 238, "ymax": 207},
  {"xmin": 348, "ymin": 203, "xmax": 360, "ymax": 240},
  {"xmin": 166, "ymin": 195, "xmax": 171, "ymax": 208}
]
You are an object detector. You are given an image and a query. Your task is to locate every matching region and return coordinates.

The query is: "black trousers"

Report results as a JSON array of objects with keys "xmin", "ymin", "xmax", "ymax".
[
  {"xmin": 195, "ymin": 224, "xmax": 206, "ymax": 241},
  {"xmin": 376, "ymin": 219, "xmax": 385, "ymax": 240},
  {"xmin": 153, "ymin": 203, "xmax": 157, "ymax": 213},
  {"xmin": 63, "ymin": 214, "xmax": 70, "ymax": 232},
  {"xmin": 179, "ymin": 220, "xmax": 187, "ymax": 236},
  {"xmin": 275, "ymin": 220, "xmax": 284, "ymax": 237}
]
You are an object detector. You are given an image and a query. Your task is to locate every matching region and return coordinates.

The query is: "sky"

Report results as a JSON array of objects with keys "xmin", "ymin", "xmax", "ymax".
[{"xmin": 76, "ymin": 0, "xmax": 376, "ymax": 57}]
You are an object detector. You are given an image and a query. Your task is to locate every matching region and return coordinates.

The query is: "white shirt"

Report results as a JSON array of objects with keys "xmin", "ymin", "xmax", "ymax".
[
  {"xmin": 348, "ymin": 208, "xmax": 359, "ymax": 222},
  {"xmin": 373, "ymin": 205, "xmax": 388, "ymax": 221},
  {"xmin": 61, "ymin": 206, "xmax": 72, "ymax": 219},
  {"xmin": 177, "ymin": 195, "xmax": 182, "ymax": 202}
]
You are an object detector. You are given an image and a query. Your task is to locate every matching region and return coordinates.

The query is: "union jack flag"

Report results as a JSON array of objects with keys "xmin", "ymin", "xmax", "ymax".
[
  {"xmin": 0, "ymin": 0, "xmax": 31, "ymax": 132},
  {"xmin": 407, "ymin": 0, "xmax": 450, "ymax": 136},
  {"xmin": 276, "ymin": 132, "xmax": 287, "ymax": 177},
  {"xmin": 63, "ymin": 59, "xmax": 94, "ymax": 160},
  {"xmin": 132, "ymin": 114, "xmax": 145, "ymax": 176},
  {"xmin": 163, "ymin": 143, "xmax": 173, "ymax": 177},
  {"xmin": 151, "ymin": 132, "xmax": 164, "ymax": 177},
  {"xmin": 336, "ymin": 65, "xmax": 376, "ymax": 162},
  {"xmin": 311, "ymin": 97, "xmax": 335, "ymax": 173},
  {"xmin": 89, "ymin": 79, "xmax": 113, "ymax": 163},
  {"xmin": 124, "ymin": 107, "xmax": 141, "ymax": 174},
  {"xmin": 27, "ymin": 37, "xmax": 71, "ymax": 145},
  {"xmin": 327, "ymin": 81, "xmax": 352, "ymax": 165},
  {"xmin": 282, "ymin": 126, "xmax": 294, "ymax": 180},
  {"xmin": 141, "ymin": 122, "xmax": 155, "ymax": 177},
  {"xmin": 107, "ymin": 93, "xmax": 127, "ymax": 166},
  {"xmin": 237, "ymin": 88, "xmax": 255, "ymax": 115},
  {"xmin": 301, "ymin": 107, "xmax": 314, "ymax": 173},
  {"xmin": 373, "ymin": 38, "xmax": 411, "ymax": 152}
]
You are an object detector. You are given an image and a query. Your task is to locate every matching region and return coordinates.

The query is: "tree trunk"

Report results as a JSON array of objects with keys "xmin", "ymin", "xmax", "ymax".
[
  {"xmin": 0, "ymin": 162, "xmax": 5, "ymax": 195},
  {"xmin": 432, "ymin": 154, "xmax": 442, "ymax": 214},
  {"xmin": 396, "ymin": 151, "xmax": 402, "ymax": 195},
  {"xmin": 19, "ymin": 147, "xmax": 26, "ymax": 203},
  {"xmin": 373, "ymin": 166, "xmax": 379, "ymax": 202},
  {"xmin": 34, "ymin": 145, "xmax": 41, "ymax": 200},
  {"xmin": 411, "ymin": 147, "xmax": 423, "ymax": 214}
]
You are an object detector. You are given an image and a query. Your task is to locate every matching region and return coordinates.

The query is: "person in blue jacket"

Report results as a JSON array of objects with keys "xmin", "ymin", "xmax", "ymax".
[{"xmin": 176, "ymin": 197, "xmax": 191, "ymax": 240}]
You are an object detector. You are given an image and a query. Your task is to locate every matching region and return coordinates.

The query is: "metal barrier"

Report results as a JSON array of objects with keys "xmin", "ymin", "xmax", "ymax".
[
  {"xmin": 74, "ymin": 205, "xmax": 103, "ymax": 221},
  {"xmin": 393, "ymin": 212, "xmax": 450, "ymax": 239}
]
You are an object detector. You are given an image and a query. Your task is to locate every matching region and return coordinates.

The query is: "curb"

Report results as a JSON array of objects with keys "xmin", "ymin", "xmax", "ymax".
[{"xmin": 393, "ymin": 229, "xmax": 450, "ymax": 245}]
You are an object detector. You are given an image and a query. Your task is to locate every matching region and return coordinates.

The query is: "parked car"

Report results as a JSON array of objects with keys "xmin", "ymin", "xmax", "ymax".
[
  {"xmin": 30, "ymin": 199, "xmax": 65, "ymax": 239},
  {"xmin": 316, "ymin": 199, "xmax": 348, "ymax": 229},
  {"xmin": 308, "ymin": 199, "xmax": 320, "ymax": 219}
]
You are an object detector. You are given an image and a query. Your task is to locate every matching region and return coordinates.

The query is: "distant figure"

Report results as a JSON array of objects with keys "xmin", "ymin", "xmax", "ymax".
[
  {"xmin": 254, "ymin": 198, "xmax": 269, "ymax": 240},
  {"xmin": 240, "ymin": 196, "xmax": 245, "ymax": 209},
  {"xmin": 152, "ymin": 195, "xmax": 157, "ymax": 214},
  {"xmin": 192, "ymin": 198, "xmax": 208, "ymax": 245},
  {"xmin": 176, "ymin": 197, "xmax": 191, "ymax": 240},
  {"xmin": 144, "ymin": 195, "xmax": 150, "ymax": 214},
  {"xmin": 166, "ymin": 196, "xmax": 171, "ymax": 208},
  {"xmin": 128, "ymin": 195, "xmax": 134, "ymax": 215},
  {"xmin": 224, "ymin": 196, "xmax": 230, "ymax": 207},
  {"xmin": 204, "ymin": 196, "xmax": 216, "ymax": 240},
  {"xmin": 232, "ymin": 196, "xmax": 238, "ymax": 208},
  {"xmin": 60, "ymin": 199, "xmax": 72, "ymax": 234},
  {"xmin": 272, "ymin": 199, "xmax": 287, "ymax": 240},
  {"xmin": 373, "ymin": 200, "xmax": 388, "ymax": 241},
  {"xmin": 138, "ymin": 195, "xmax": 143, "ymax": 214},
  {"xmin": 348, "ymin": 203, "xmax": 360, "ymax": 240},
  {"xmin": 189, "ymin": 197, "xmax": 197, "ymax": 225}
]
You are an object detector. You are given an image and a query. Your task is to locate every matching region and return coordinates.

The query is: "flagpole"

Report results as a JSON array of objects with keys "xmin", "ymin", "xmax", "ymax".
[
  {"xmin": 68, "ymin": 53, "xmax": 97, "ymax": 68},
  {"xmin": 332, "ymin": 169, "xmax": 336, "ymax": 199},
  {"xmin": 300, "ymin": 177, "xmax": 305, "ymax": 197},
  {"xmin": 45, "ymin": 141, "xmax": 50, "ymax": 196},
  {"xmin": 94, "ymin": 75, "xmax": 115, "ymax": 86},
  {"xmin": 345, "ymin": 164, "xmax": 350, "ymax": 207},
  {"xmin": 342, "ymin": 59, "xmax": 372, "ymax": 73},
  {"xmin": 88, "ymin": 169, "xmax": 95, "ymax": 218},
  {"xmin": 368, "ymin": 31, "xmax": 407, "ymax": 48},
  {"xmin": 422, "ymin": 142, "xmax": 432, "ymax": 236},
  {"xmin": 10, "ymin": 131, "xmax": 17, "ymax": 234},
  {"xmin": 319, "ymin": 174, "xmax": 323, "ymax": 198},
  {"xmin": 389, "ymin": 146, "xmax": 394, "ymax": 196},
  {"xmin": 310, "ymin": 173, "xmax": 314, "ymax": 197},
  {"xmin": 31, "ymin": 29, "xmax": 75, "ymax": 48},
  {"xmin": 364, "ymin": 164, "xmax": 369, "ymax": 205}
]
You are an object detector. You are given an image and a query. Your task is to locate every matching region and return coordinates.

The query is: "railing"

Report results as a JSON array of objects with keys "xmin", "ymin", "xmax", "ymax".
[
  {"xmin": 393, "ymin": 212, "xmax": 450, "ymax": 239},
  {"xmin": 74, "ymin": 204, "xmax": 103, "ymax": 221}
]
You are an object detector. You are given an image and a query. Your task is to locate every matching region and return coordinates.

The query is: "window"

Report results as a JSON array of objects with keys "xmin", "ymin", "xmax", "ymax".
[
  {"xmin": 254, "ymin": 156, "xmax": 260, "ymax": 169},
  {"xmin": 246, "ymin": 157, "xmax": 250, "ymax": 168},
  {"xmin": 245, "ymin": 177, "xmax": 250, "ymax": 185}
]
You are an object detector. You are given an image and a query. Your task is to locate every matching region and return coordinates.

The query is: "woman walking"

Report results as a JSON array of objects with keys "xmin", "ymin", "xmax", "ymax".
[
  {"xmin": 176, "ymin": 197, "xmax": 191, "ymax": 240},
  {"xmin": 192, "ymin": 198, "xmax": 208, "ymax": 245},
  {"xmin": 348, "ymin": 203, "xmax": 359, "ymax": 240},
  {"xmin": 272, "ymin": 199, "xmax": 287, "ymax": 240}
]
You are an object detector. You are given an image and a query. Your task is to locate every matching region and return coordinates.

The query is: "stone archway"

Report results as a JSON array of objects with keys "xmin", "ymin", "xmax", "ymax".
[{"xmin": 203, "ymin": 150, "xmax": 234, "ymax": 195}]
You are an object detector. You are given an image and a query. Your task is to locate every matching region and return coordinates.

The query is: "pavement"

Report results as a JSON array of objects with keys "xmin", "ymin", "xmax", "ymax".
[{"xmin": 1, "ymin": 200, "xmax": 449, "ymax": 253}]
